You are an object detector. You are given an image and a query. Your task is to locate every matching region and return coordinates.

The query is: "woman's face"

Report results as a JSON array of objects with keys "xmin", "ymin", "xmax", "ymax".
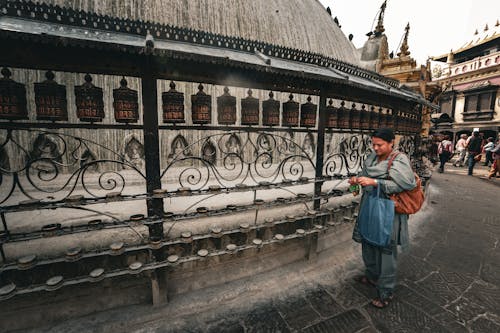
[{"xmin": 372, "ymin": 137, "xmax": 393, "ymax": 157}]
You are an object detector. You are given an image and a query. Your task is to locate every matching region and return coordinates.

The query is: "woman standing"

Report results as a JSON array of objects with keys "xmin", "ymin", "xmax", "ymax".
[{"xmin": 349, "ymin": 128, "xmax": 416, "ymax": 309}]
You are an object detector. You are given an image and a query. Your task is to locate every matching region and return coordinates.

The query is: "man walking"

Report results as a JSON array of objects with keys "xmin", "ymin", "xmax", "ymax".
[
  {"xmin": 437, "ymin": 135, "xmax": 453, "ymax": 173},
  {"xmin": 483, "ymin": 137, "xmax": 495, "ymax": 167},
  {"xmin": 466, "ymin": 131, "xmax": 481, "ymax": 176},
  {"xmin": 453, "ymin": 134, "xmax": 467, "ymax": 167}
]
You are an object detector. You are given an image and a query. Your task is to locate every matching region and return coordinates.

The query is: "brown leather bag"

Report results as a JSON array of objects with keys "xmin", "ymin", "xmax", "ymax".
[{"xmin": 386, "ymin": 153, "xmax": 425, "ymax": 215}]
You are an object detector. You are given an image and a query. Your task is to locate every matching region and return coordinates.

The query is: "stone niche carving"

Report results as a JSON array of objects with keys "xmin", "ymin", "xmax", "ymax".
[
  {"xmin": 224, "ymin": 134, "xmax": 242, "ymax": 165},
  {"xmin": 302, "ymin": 133, "xmax": 315, "ymax": 159},
  {"xmin": 29, "ymin": 134, "xmax": 62, "ymax": 174},
  {"xmin": 0, "ymin": 146, "xmax": 10, "ymax": 172},
  {"xmin": 225, "ymin": 134, "xmax": 241, "ymax": 154},
  {"xmin": 201, "ymin": 140, "xmax": 217, "ymax": 165},
  {"xmin": 123, "ymin": 136, "xmax": 145, "ymax": 170},
  {"xmin": 80, "ymin": 148, "xmax": 98, "ymax": 171},
  {"xmin": 168, "ymin": 135, "xmax": 191, "ymax": 165}
]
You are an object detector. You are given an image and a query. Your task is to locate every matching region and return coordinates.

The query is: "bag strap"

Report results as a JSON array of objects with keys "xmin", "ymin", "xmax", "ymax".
[
  {"xmin": 386, "ymin": 152, "xmax": 401, "ymax": 180},
  {"xmin": 386, "ymin": 152, "xmax": 419, "ymax": 190}
]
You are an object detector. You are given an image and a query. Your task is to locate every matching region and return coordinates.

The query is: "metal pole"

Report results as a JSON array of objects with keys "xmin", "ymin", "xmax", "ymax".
[
  {"xmin": 314, "ymin": 89, "xmax": 328, "ymax": 210},
  {"xmin": 142, "ymin": 54, "xmax": 164, "ymax": 240}
]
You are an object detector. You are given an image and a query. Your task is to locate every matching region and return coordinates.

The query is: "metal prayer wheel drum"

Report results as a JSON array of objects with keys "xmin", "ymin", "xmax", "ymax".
[
  {"xmin": 113, "ymin": 77, "xmax": 139, "ymax": 123},
  {"xmin": 282, "ymin": 94, "xmax": 299, "ymax": 127},
  {"xmin": 326, "ymin": 99, "xmax": 337, "ymax": 128},
  {"xmin": 377, "ymin": 107, "xmax": 386, "ymax": 129},
  {"xmin": 393, "ymin": 110, "xmax": 401, "ymax": 132},
  {"xmin": 162, "ymin": 81, "xmax": 185, "ymax": 123},
  {"xmin": 191, "ymin": 83, "xmax": 211, "ymax": 124},
  {"xmin": 300, "ymin": 96, "xmax": 317, "ymax": 127},
  {"xmin": 405, "ymin": 115, "xmax": 412, "ymax": 133},
  {"xmin": 397, "ymin": 113, "xmax": 405, "ymax": 132},
  {"xmin": 262, "ymin": 91, "xmax": 280, "ymax": 126},
  {"xmin": 369, "ymin": 106, "xmax": 378, "ymax": 130},
  {"xmin": 337, "ymin": 101, "xmax": 350, "ymax": 129},
  {"xmin": 0, "ymin": 67, "xmax": 28, "ymax": 120},
  {"xmin": 416, "ymin": 117, "xmax": 422, "ymax": 134},
  {"xmin": 241, "ymin": 89, "xmax": 259, "ymax": 125},
  {"xmin": 74, "ymin": 74, "xmax": 104, "ymax": 123},
  {"xmin": 408, "ymin": 115, "xmax": 414, "ymax": 133},
  {"xmin": 412, "ymin": 115, "xmax": 419, "ymax": 133},
  {"xmin": 34, "ymin": 71, "xmax": 68, "ymax": 121},
  {"xmin": 385, "ymin": 109, "xmax": 394, "ymax": 129},
  {"xmin": 359, "ymin": 104, "xmax": 370, "ymax": 130},
  {"xmin": 349, "ymin": 103, "xmax": 360, "ymax": 129},
  {"xmin": 217, "ymin": 86, "xmax": 236, "ymax": 125},
  {"xmin": 401, "ymin": 114, "xmax": 409, "ymax": 133}
]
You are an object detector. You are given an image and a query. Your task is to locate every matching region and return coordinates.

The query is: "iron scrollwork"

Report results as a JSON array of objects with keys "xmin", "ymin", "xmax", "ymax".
[
  {"xmin": 160, "ymin": 131, "xmax": 316, "ymax": 190},
  {"xmin": 0, "ymin": 128, "xmax": 146, "ymax": 205},
  {"xmin": 323, "ymin": 134, "xmax": 372, "ymax": 176},
  {"xmin": 397, "ymin": 135, "xmax": 416, "ymax": 157}
]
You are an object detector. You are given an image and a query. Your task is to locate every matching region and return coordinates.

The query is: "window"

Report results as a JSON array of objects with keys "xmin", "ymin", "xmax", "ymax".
[
  {"xmin": 479, "ymin": 93, "xmax": 492, "ymax": 111},
  {"xmin": 439, "ymin": 92, "xmax": 455, "ymax": 118},
  {"xmin": 462, "ymin": 86, "xmax": 497, "ymax": 121}
]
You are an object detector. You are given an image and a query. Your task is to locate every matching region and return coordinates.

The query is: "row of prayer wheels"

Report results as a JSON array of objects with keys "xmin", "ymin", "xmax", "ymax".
[{"xmin": 0, "ymin": 68, "xmax": 421, "ymax": 132}]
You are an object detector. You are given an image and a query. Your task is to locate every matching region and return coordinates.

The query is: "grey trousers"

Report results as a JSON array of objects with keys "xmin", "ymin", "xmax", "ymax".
[{"xmin": 362, "ymin": 242, "xmax": 398, "ymax": 299}]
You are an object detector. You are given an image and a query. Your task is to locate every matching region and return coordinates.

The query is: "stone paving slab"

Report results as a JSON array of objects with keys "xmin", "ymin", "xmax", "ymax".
[
  {"xmin": 301, "ymin": 309, "xmax": 369, "ymax": 333},
  {"xmin": 274, "ymin": 295, "xmax": 322, "ymax": 331},
  {"xmin": 305, "ymin": 287, "xmax": 344, "ymax": 318},
  {"xmin": 243, "ymin": 305, "xmax": 291, "ymax": 333}
]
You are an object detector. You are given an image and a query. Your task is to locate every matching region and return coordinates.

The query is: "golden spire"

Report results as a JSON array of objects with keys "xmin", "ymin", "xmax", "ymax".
[
  {"xmin": 474, "ymin": 29, "xmax": 478, "ymax": 35},
  {"xmin": 397, "ymin": 22, "xmax": 411, "ymax": 57},
  {"xmin": 484, "ymin": 23, "xmax": 489, "ymax": 31},
  {"xmin": 374, "ymin": 0, "xmax": 387, "ymax": 35},
  {"xmin": 496, "ymin": 19, "xmax": 499, "ymax": 27}
]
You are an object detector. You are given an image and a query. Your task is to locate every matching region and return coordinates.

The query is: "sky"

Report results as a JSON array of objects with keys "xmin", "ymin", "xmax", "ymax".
[{"xmin": 318, "ymin": 0, "xmax": 500, "ymax": 65}]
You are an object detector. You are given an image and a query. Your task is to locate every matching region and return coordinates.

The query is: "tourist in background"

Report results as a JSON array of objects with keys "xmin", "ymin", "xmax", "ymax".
[
  {"xmin": 487, "ymin": 143, "xmax": 500, "ymax": 179},
  {"xmin": 437, "ymin": 135, "xmax": 453, "ymax": 173},
  {"xmin": 453, "ymin": 133, "xmax": 468, "ymax": 167},
  {"xmin": 466, "ymin": 131, "xmax": 482, "ymax": 176},
  {"xmin": 483, "ymin": 137, "xmax": 495, "ymax": 167}
]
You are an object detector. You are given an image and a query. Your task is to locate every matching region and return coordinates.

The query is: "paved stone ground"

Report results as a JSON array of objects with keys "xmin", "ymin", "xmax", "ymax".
[{"xmin": 167, "ymin": 163, "xmax": 500, "ymax": 333}]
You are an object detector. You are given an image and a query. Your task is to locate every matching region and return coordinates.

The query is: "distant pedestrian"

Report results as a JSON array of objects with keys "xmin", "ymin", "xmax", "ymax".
[
  {"xmin": 483, "ymin": 137, "xmax": 495, "ymax": 166},
  {"xmin": 466, "ymin": 131, "xmax": 481, "ymax": 176},
  {"xmin": 453, "ymin": 134, "xmax": 467, "ymax": 167},
  {"xmin": 487, "ymin": 143, "xmax": 500, "ymax": 179},
  {"xmin": 350, "ymin": 128, "xmax": 416, "ymax": 309},
  {"xmin": 437, "ymin": 135, "xmax": 453, "ymax": 173}
]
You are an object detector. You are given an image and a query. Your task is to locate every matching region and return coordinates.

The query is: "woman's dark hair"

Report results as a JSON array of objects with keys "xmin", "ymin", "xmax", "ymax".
[{"xmin": 372, "ymin": 128, "xmax": 395, "ymax": 142}]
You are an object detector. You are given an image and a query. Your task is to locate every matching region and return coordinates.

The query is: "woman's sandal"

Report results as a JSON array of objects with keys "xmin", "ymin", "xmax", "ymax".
[
  {"xmin": 370, "ymin": 296, "xmax": 393, "ymax": 309},
  {"xmin": 354, "ymin": 275, "xmax": 377, "ymax": 287}
]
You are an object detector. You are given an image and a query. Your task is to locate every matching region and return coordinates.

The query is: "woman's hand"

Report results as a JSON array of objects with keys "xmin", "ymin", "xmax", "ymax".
[
  {"xmin": 357, "ymin": 177, "xmax": 378, "ymax": 187},
  {"xmin": 348, "ymin": 177, "xmax": 358, "ymax": 185}
]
